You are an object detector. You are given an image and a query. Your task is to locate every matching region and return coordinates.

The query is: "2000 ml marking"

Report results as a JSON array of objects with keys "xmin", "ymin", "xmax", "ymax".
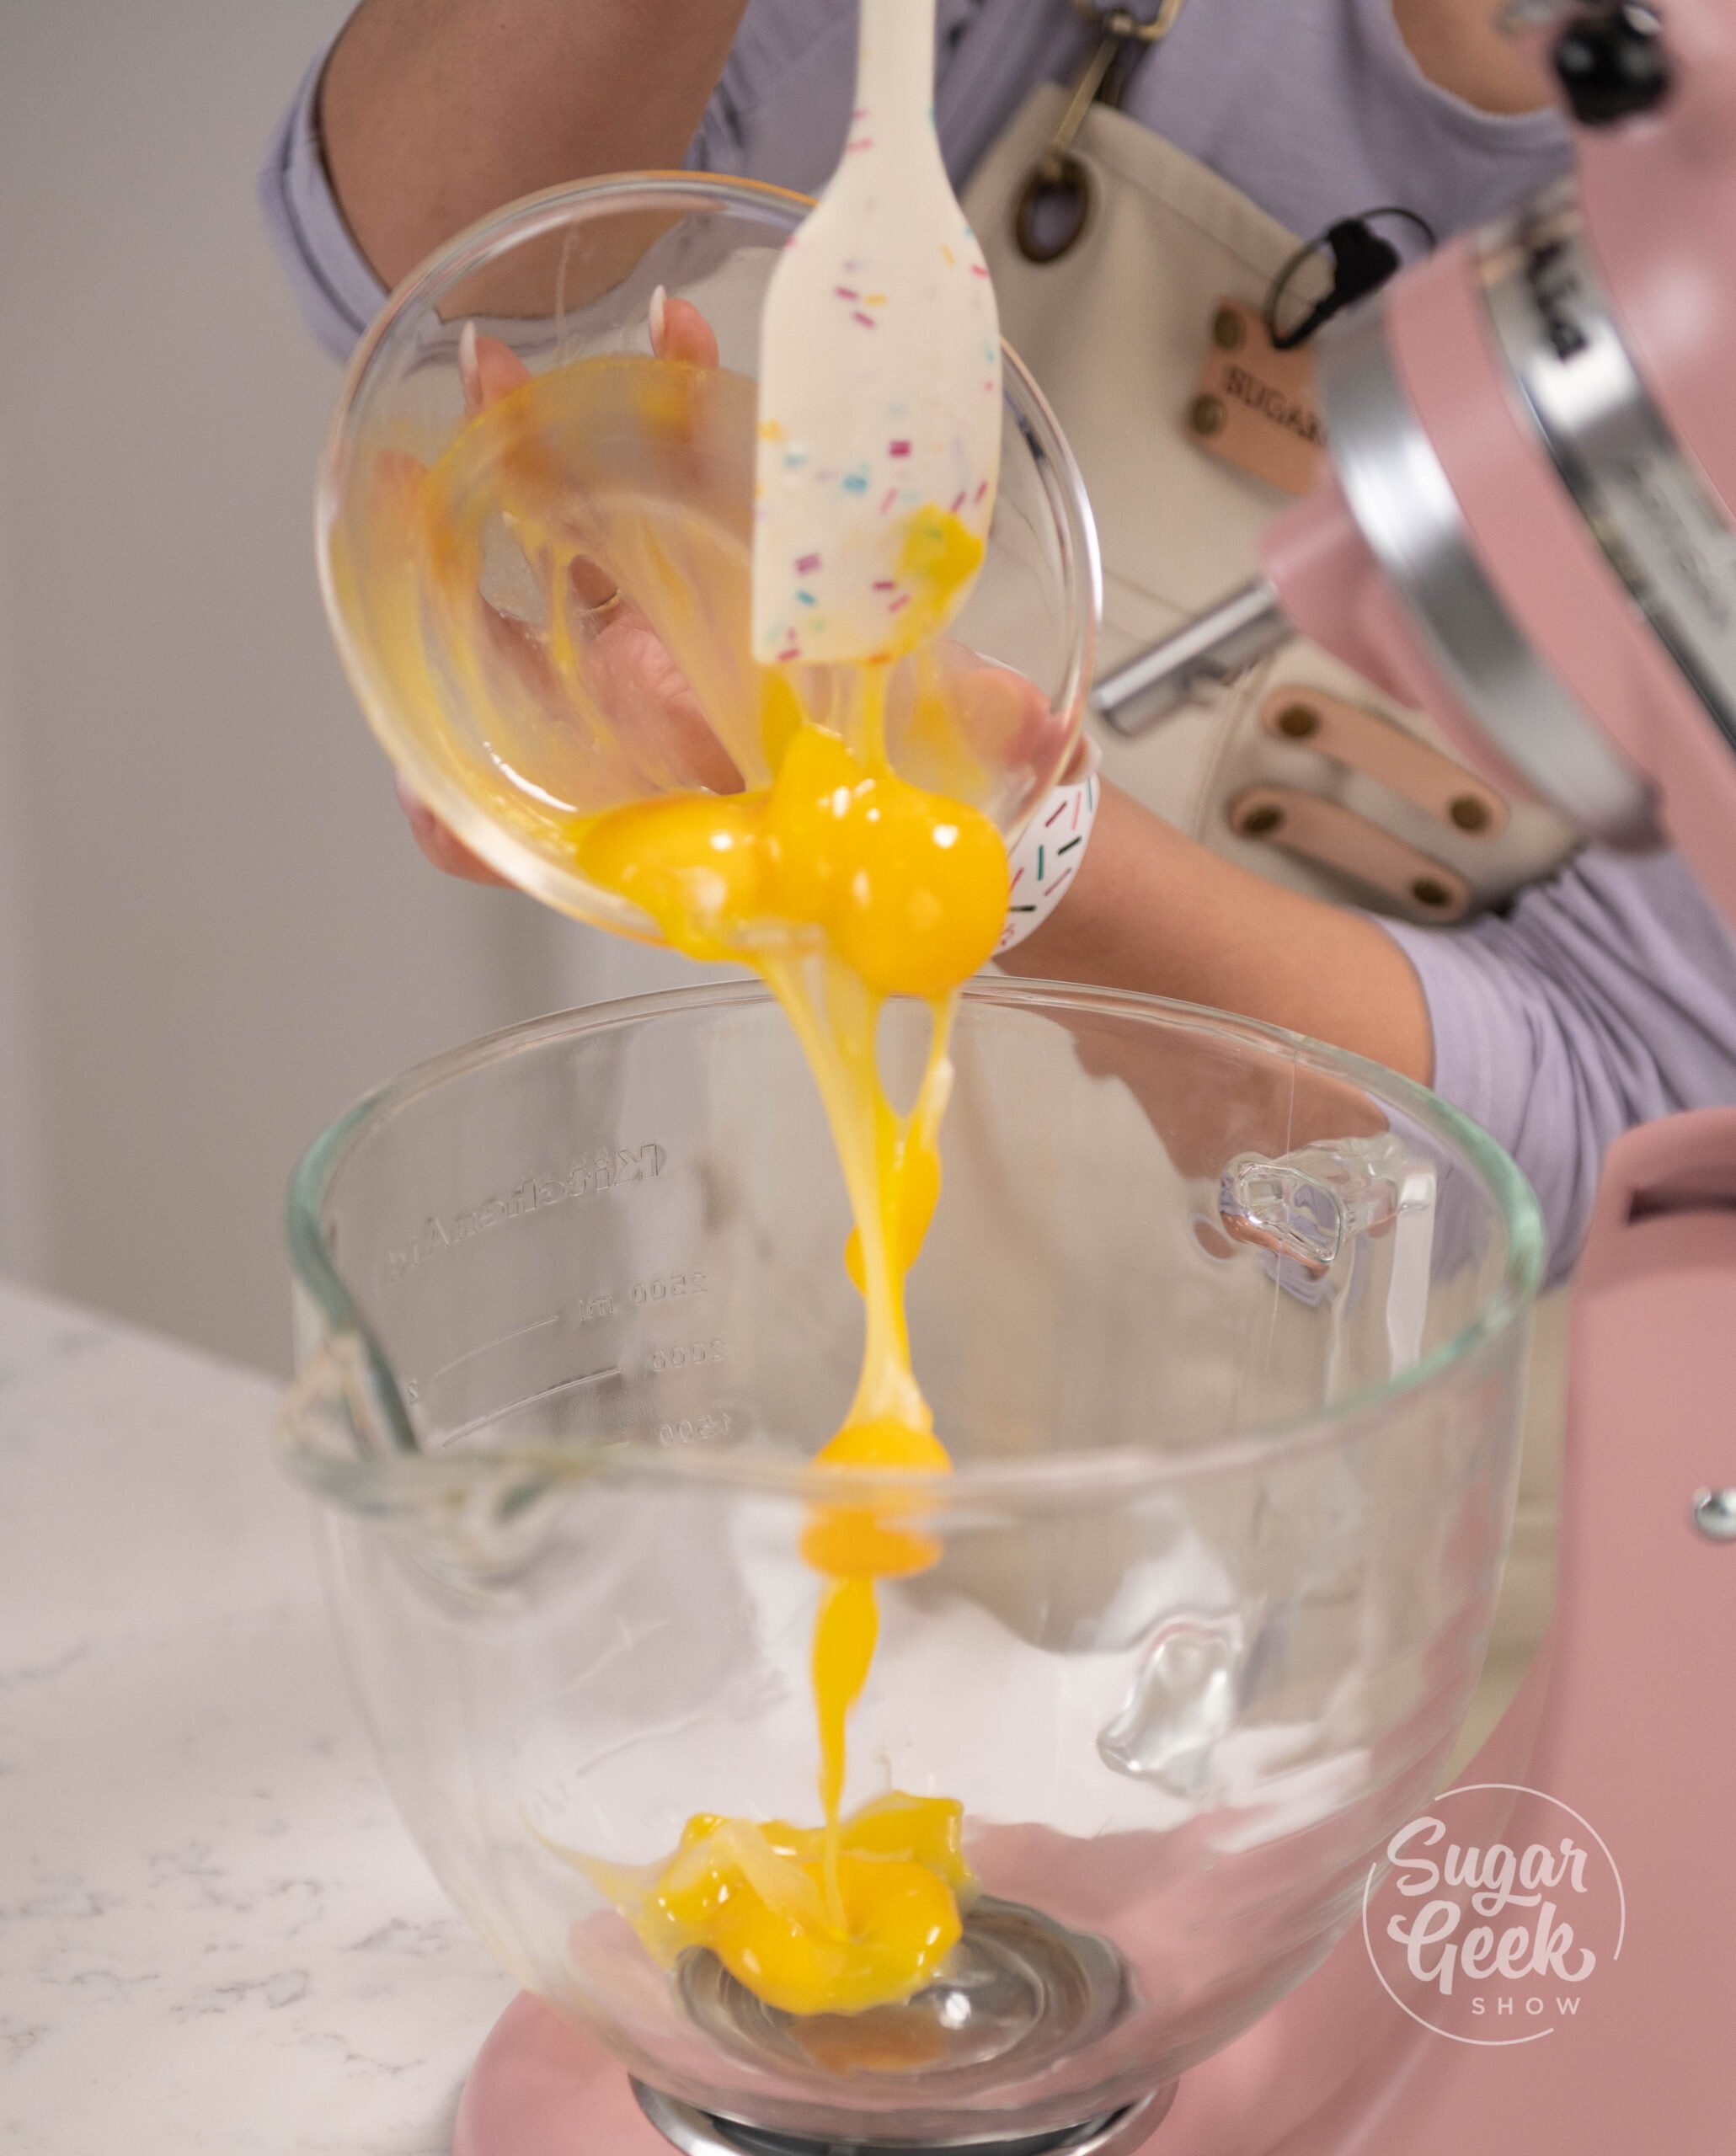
[{"xmin": 384, "ymin": 1142, "xmax": 667, "ymax": 1281}]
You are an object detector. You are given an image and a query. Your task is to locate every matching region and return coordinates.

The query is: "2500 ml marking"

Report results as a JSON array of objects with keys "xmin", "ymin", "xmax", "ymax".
[
  {"xmin": 658, "ymin": 1410, "xmax": 734, "ymax": 1447},
  {"xmin": 630, "ymin": 1270, "xmax": 707, "ymax": 1305},
  {"xmin": 645, "ymin": 1337, "xmax": 728, "ymax": 1375}
]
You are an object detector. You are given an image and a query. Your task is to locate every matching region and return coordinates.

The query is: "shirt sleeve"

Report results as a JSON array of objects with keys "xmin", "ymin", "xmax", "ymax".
[
  {"xmin": 1379, "ymin": 847, "xmax": 1736, "ymax": 1282},
  {"xmin": 256, "ymin": 39, "xmax": 387, "ymax": 362},
  {"xmin": 254, "ymin": 10, "xmax": 833, "ymax": 361}
]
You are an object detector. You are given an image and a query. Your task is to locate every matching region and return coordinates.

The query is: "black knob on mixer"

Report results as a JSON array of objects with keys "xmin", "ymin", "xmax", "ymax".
[{"xmin": 1554, "ymin": 3, "xmax": 1673, "ymax": 125}]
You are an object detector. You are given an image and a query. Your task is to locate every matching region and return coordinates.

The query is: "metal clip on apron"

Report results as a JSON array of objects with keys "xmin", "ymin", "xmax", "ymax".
[
  {"xmin": 964, "ymin": 6, "xmax": 1578, "ymax": 923},
  {"xmin": 1012, "ymin": 1, "xmax": 1185, "ymax": 264}
]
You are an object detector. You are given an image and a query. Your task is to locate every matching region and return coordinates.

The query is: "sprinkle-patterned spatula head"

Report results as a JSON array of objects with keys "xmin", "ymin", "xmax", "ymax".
[{"xmin": 751, "ymin": 0, "xmax": 1002, "ymax": 667}]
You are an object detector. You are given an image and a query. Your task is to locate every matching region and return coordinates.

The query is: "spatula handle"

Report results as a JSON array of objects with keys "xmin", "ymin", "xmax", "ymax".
[{"xmin": 852, "ymin": 0, "xmax": 938, "ymax": 131}]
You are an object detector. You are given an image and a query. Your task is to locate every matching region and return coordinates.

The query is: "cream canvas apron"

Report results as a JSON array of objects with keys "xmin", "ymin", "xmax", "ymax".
[
  {"xmin": 965, "ymin": 83, "xmax": 1578, "ymax": 926},
  {"xmin": 958, "ymin": 83, "xmax": 1562, "ymax": 1753}
]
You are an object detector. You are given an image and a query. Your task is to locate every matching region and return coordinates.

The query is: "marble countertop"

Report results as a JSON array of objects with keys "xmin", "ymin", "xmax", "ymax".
[{"xmin": 0, "ymin": 1278, "xmax": 514, "ymax": 2154}]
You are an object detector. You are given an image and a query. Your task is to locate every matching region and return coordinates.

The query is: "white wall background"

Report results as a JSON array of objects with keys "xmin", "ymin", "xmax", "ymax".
[{"xmin": 0, "ymin": 1, "xmax": 704, "ymax": 1372}]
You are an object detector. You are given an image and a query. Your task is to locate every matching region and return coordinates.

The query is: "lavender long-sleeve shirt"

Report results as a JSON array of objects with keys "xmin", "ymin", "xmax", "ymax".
[{"xmin": 261, "ymin": 0, "xmax": 1736, "ymax": 1277}]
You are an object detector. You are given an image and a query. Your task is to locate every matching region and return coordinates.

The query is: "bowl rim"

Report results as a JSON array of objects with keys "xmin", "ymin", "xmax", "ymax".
[
  {"xmin": 312, "ymin": 168, "xmax": 1102, "ymax": 933},
  {"xmin": 284, "ymin": 976, "xmax": 1546, "ymax": 1505}
]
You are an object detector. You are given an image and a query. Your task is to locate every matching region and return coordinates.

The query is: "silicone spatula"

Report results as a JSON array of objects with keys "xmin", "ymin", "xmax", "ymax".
[{"xmin": 750, "ymin": 0, "xmax": 1002, "ymax": 667}]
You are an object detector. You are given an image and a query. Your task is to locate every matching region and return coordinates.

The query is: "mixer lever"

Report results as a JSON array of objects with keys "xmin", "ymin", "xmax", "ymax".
[{"xmin": 1091, "ymin": 577, "xmax": 1291, "ymax": 736}]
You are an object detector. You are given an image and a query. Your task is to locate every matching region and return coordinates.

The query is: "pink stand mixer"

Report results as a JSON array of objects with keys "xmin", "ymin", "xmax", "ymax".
[
  {"xmin": 294, "ymin": 4, "xmax": 1736, "ymax": 2151},
  {"xmin": 1088, "ymin": 0, "xmax": 1736, "ymax": 2137}
]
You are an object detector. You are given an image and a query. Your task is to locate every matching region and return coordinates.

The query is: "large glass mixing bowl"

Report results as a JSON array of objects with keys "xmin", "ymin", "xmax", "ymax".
[
  {"xmin": 278, "ymin": 981, "xmax": 1541, "ymax": 2146},
  {"xmin": 316, "ymin": 174, "xmax": 1097, "ymax": 937}
]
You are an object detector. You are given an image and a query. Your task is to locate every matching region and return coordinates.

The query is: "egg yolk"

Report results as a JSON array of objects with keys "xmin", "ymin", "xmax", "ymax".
[
  {"xmin": 578, "ymin": 1792, "xmax": 978, "ymax": 2018},
  {"xmin": 375, "ymin": 352, "xmax": 1021, "ymax": 2019},
  {"xmin": 566, "ymin": 664, "xmax": 1000, "ymax": 2014}
]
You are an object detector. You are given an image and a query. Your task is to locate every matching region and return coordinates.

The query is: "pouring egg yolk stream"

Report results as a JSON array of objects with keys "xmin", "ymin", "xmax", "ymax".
[
  {"xmin": 371, "ymin": 347, "xmax": 1027, "ymax": 2018},
  {"xmin": 570, "ymin": 665, "xmax": 1002, "ymax": 2011}
]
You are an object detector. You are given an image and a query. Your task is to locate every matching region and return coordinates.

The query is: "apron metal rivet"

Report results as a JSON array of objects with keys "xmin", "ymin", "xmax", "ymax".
[
  {"xmin": 1274, "ymin": 703, "xmax": 1320, "ymax": 740},
  {"xmin": 1211, "ymin": 306, "xmax": 1244, "ymax": 352},
  {"xmin": 1450, "ymin": 793, "xmax": 1493, "ymax": 832},
  {"xmin": 1412, "ymin": 877, "xmax": 1453, "ymax": 909},
  {"xmin": 1691, "ymin": 1487, "xmax": 1736, "ymax": 1540},
  {"xmin": 1190, "ymin": 394, "xmax": 1227, "ymax": 439},
  {"xmin": 1239, "ymin": 803, "xmax": 1284, "ymax": 837}
]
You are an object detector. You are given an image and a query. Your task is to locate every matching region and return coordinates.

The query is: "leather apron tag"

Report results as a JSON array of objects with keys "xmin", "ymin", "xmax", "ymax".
[{"xmin": 1187, "ymin": 299, "xmax": 1326, "ymax": 499}]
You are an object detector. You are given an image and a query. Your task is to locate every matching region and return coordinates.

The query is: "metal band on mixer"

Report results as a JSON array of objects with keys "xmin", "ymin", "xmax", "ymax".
[
  {"xmin": 1317, "ymin": 293, "xmax": 1655, "ymax": 846},
  {"xmin": 1479, "ymin": 186, "xmax": 1736, "ymax": 763},
  {"xmin": 631, "ymin": 2082, "xmax": 1173, "ymax": 2156}
]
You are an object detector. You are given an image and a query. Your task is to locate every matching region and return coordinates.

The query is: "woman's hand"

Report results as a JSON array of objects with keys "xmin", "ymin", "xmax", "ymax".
[
  {"xmin": 396, "ymin": 291, "xmax": 738, "ymax": 884},
  {"xmin": 397, "ymin": 295, "xmax": 1068, "ymax": 895}
]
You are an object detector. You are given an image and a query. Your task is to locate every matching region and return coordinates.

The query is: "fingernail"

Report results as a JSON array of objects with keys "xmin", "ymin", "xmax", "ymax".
[
  {"xmin": 458, "ymin": 319, "xmax": 481, "ymax": 411},
  {"xmin": 649, "ymin": 284, "xmax": 668, "ymax": 356}
]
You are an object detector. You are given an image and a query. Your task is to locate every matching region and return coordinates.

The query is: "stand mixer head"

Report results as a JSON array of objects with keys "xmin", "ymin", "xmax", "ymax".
[{"xmin": 1094, "ymin": 0, "xmax": 1736, "ymax": 937}]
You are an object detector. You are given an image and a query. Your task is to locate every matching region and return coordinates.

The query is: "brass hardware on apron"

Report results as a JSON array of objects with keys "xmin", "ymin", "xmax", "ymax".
[{"xmin": 1013, "ymin": 0, "xmax": 1187, "ymax": 264}]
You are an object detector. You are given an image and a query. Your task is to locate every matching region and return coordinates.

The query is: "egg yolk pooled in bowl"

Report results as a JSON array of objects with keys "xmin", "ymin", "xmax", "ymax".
[{"xmin": 355, "ymin": 347, "xmax": 1043, "ymax": 2018}]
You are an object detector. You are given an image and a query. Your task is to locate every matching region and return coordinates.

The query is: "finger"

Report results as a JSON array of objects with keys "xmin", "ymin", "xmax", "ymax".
[
  {"xmin": 362, "ymin": 446, "xmax": 430, "ymax": 560},
  {"xmin": 588, "ymin": 615, "xmax": 744, "ymax": 794},
  {"xmin": 459, "ymin": 320, "xmax": 533, "ymax": 415},
  {"xmin": 945, "ymin": 659, "xmax": 1067, "ymax": 775},
  {"xmin": 446, "ymin": 298, "xmax": 737, "ymax": 803},
  {"xmin": 1058, "ymin": 732, "xmax": 1095, "ymax": 784},
  {"xmin": 649, "ymin": 284, "xmax": 720, "ymax": 369},
  {"xmin": 569, "ymin": 552, "xmax": 619, "ymax": 610},
  {"xmin": 394, "ymin": 772, "xmax": 512, "ymax": 886}
]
